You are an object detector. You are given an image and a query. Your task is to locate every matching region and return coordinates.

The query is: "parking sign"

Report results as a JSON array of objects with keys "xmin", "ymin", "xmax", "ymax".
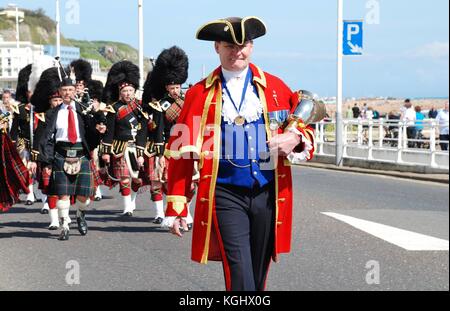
[{"xmin": 343, "ymin": 20, "xmax": 363, "ymax": 55}]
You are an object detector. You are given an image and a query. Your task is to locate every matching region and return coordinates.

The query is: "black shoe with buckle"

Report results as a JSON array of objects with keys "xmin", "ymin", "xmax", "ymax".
[
  {"xmin": 77, "ymin": 211, "xmax": 88, "ymax": 236},
  {"xmin": 40, "ymin": 208, "xmax": 49, "ymax": 215},
  {"xmin": 153, "ymin": 217, "xmax": 163, "ymax": 225},
  {"xmin": 58, "ymin": 228, "xmax": 70, "ymax": 241}
]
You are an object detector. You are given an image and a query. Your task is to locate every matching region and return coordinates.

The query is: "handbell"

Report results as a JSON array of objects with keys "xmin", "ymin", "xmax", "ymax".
[{"xmin": 285, "ymin": 90, "xmax": 327, "ymax": 131}]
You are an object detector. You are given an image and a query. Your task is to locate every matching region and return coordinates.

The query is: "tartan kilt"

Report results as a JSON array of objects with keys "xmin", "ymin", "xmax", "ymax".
[
  {"xmin": 112, "ymin": 155, "xmax": 131, "ymax": 180},
  {"xmin": 142, "ymin": 155, "xmax": 168, "ymax": 185},
  {"xmin": 90, "ymin": 148, "xmax": 103, "ymax": 188},
  {"xmin": 90, "ymin": 158, "xmax": 103, "ymax": 188},
  {"xmin": 0, "ymin": 133, "xmax": 30, "ymax": 212},
  {"xmin": 49, "ymin": 153, "xmax": 94, "ymax": 197},
  {"xmin": 37, "ymin": 164, "xmax": 51, "ymax": 194}
]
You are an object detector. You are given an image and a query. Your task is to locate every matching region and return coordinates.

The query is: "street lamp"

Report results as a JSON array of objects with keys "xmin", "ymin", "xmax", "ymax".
[
  {"xmin": 138, "ymin": 0, "xmax": 144, "ymax": 90},
  {"xmin": 56, "ymin": 0, "xmax": 61, "ymax": 58},
  {"xmin": 7, "ymin": 4, "xmax": 24, "ymax": 79}
]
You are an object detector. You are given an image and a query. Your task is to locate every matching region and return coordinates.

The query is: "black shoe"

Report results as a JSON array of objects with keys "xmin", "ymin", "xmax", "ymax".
[
  {"xmin": 77, "ymin": 211, "xmax": 88, "ymax": 236},
  {"xmin": 153, "ymin": 217, "xmax": 163, "ymax": 225},
  {"xmin": 122, "ymin": 212, "xmax": 133, "ymax": 217},
  {"xmin": 40, "ymin": 208, "xmax": 49, "ymax": 215},
  {"xmin": 49, "ymin": 225, "xmax": 59, "ymax": 231},
  {"xmin": 94, "ymin": 197, "xmax": 102, "ymax": 202},
  {"xmin": 58, "ymin": 228, "xmax": 70, "ymax": 241},
  {"xmin": 187, "ymin": 224, "xmax": 193, "ymax": 231},
  {"xmin": 25, "ymin": 200, "xmax": 34, "ymax": 206}
]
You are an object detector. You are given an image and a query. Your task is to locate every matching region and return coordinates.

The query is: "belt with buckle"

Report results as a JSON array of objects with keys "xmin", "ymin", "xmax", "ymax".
[{"xmin": 55, "ymin": 146, "xmax": 85, "ymax": 158}]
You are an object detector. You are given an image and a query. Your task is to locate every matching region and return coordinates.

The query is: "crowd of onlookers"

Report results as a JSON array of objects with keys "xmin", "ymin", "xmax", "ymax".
[{"xmin": 345, "ymin": 100, "xmax": 449, "ymax": 150}]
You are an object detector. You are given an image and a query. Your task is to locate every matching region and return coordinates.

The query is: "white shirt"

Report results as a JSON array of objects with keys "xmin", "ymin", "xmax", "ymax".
[
  {"xmin": 221, "ymin": 66, "xmax": 263, "ymax": 124},
  {"xmin": 436, "ymin": 109, "xmax": 449, "ymax": 135},
  {"xmin": 55, "ymin": 102, "xmax": 82, "ymax": 143},
  {"xmin": 402, "ymin": 107, "xmax": 416, "ymax": 126}
]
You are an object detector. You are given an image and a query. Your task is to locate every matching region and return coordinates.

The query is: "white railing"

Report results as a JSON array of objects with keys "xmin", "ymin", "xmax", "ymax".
[{"xmin": 313, "ymin": 118, "xmax": 449, "ymax": 170}]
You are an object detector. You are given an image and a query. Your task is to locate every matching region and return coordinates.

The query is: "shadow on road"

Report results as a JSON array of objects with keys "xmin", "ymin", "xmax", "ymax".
[
  {"xmin": 0, "ymin": 231, "xmax": 53, "ymax": 239},
  {"xmin": 88, "ymin": 226, "xmax": 169, "ymax": 234}
]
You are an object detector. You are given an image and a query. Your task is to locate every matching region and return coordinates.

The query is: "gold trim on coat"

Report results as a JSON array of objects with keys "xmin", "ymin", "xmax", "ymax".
[{"xmin": 200, "ymin": 82, "xmax": 222, "ymax": 264}]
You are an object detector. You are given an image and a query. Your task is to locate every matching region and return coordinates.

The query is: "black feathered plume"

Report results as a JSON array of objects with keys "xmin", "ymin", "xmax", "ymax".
[
  {"xmin": 15, "ymin": 64, "xmax": 32, "ymax": 104},
  {"xmin": 102, "ymin": 61, "xmax": 140, "ymax": 104},
  {"xmin": 30, "ymin": 67, "xmax": 65, "ymax": 113},
  {"xmin": 70, "ymin": 59, "xmax": 93, "ymax": 83},
  {"xmin": 87, "ymin": 80, "xmax": 104, "ymax": 101},
  {"xmin": 142, "ymin": 46, "xmax": 189, "ymax": 102}
]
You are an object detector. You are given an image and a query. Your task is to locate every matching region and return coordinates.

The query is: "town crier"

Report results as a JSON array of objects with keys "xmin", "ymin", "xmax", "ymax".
[{"xmin": 163, "ymin": 16, "xmax": 316, "ymax": 291}]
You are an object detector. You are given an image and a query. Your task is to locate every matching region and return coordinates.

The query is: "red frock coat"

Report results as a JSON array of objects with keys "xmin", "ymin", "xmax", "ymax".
[{"xmin": 165, "ymin": 64, "xmax": 315, "ymax": 271}]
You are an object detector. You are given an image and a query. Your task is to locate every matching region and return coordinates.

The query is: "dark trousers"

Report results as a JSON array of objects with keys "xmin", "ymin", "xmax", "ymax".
[
  {"xmin": 215, "ymin": 183, "xmax": 275, "ymax": 291},
  {"xmin": 407, "ymin": 127, "xmax": 417, "ymax": 148},
  {"xmin": 440, "ymin": 134, "xmax": 449, "ymax": 151}
]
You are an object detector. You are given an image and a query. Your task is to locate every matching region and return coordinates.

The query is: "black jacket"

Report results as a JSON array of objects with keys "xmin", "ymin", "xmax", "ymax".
[
  {"xmin": 38, "ymin": 102, "xmax": 101, "ymax": 166},
  {"xmin": 10, "ymin": 103, "xmax": 32, "ymax": 143},
  {"xmin": 100, "ymin": 100, "xmax": 148, "ymax": 157}
]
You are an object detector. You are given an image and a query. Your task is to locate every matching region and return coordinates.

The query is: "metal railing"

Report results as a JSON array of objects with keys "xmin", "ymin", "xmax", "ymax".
[{"xmin": 313, "ymin": 118, "xmax": 449, "ymax": 169}]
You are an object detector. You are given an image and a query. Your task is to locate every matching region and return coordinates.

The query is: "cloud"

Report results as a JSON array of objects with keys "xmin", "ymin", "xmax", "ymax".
[
  {"xmin": 253, "ymin": 51, "xmax": 335, "ymax": 62},
  {"xmin": 406, "ymin": 42, "xmax": 449, "ymax": 60}
]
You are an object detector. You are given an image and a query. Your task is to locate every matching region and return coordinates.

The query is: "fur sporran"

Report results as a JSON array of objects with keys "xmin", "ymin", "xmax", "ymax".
[{"xmin": 63, "ymin": 158, "xmax": 81, "ymax": 175}]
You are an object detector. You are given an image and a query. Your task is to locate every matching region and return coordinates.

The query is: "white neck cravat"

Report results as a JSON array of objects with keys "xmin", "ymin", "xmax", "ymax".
[{"xmin": 221, "ymin": 66, "xmax": 262, "ymax": 125}]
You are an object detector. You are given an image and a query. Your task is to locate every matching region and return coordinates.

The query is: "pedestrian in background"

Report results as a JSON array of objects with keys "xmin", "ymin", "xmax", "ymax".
[{"xmin": 436, "ymin": 102, "xmax": 449, "ymax": 151}]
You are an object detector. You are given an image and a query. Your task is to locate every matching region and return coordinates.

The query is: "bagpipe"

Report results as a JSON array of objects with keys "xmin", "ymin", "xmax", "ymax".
[
  {"xmin": 73, "ymin": 87, "xmax": 108, "ymax": 126},
  {"xmin": 0, "ymin": 111, "xmax": 11, "ymax": 134}
]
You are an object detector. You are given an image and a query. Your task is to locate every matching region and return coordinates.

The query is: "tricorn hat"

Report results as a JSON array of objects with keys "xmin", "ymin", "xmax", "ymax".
[
  {"xmin": 142, "ymin": 46, "xmax": 189, "ymax": 103},
  {"xmin": 102, "ymin": 61, "xmax": 140, "ymax": 104},
  {"xmin": 15, "ymin": 64, "xmax": 32, "ymax": 104},
  {"xmin": 30, "ymin": 67, "xmax": 65, "ymax": 113},
  {"xmin": 70, "ymin": 59, "xmax": 93, "ymax": 84},
  {"xmin": 196, "ymin": 16, "xmax": 266, "ymax": 45}
]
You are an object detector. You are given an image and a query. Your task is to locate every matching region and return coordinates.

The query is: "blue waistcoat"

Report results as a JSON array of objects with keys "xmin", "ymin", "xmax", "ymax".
[{"xmin": 217, "ymin": 81, "xmax": 275, "ymax": 189}]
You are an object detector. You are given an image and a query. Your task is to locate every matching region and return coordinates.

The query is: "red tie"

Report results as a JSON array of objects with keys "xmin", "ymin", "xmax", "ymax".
[
  {"xmin": 33, "ymin": 114, "xmax": 39, "ymax": 131},
  {"xmin": 67, "ymin": 105, "xmax": 78, "ymax": 144}
]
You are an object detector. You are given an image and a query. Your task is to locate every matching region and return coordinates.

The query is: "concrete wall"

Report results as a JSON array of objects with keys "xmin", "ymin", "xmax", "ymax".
[{"xmin": 313, "ymin": 154, "xmax": 449, "ymax": 174}]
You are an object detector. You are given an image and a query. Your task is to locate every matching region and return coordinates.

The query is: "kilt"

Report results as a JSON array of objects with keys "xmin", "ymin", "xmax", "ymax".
[
  {"xmin": 48, "ymin": 153, "xmax": 94, "ymax": 197},
  {"xmin": 0, "ymin": 133, "xmax": 30, "ymax": 211},
  {"xmin": 37, "ymin": 164, "xmax": 51, "ymax": 194},
  {"xmin": 112, "ymin": 155, "xmax": 131, "ymax": 180},
  {"xmin": 143, "ymin": 155, "xmax": 168, "ymax": 185},
  {"xmin": 90, "ymin": 158, "xmax": 103, "ymax": 188}
]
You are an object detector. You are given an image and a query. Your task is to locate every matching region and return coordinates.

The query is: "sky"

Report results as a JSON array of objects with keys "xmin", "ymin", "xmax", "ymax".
[{"xmin": 2, "ymin": 0, "xmax": 449, "ymax": 98}]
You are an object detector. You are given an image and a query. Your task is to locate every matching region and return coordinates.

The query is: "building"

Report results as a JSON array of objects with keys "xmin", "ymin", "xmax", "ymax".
[
  {"xmin": 86, "ymin": 58, "xmax": 101, "ymax": 73},
  {"xmin": 0, "ymin": 37, "xmax": 44, "ymax": 91},
  {"xmin": 44, "ymin": 45, "xmax": 80, "ymax": 67},
  {"xmin": 0, "ymin": 6, "xmax": 25, "ymax": 20}
]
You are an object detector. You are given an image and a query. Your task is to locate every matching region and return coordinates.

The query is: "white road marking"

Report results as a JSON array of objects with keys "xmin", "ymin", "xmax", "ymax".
[{"xmin": 322, "ymin": 212, "xmax": 449, "ymax": 251}]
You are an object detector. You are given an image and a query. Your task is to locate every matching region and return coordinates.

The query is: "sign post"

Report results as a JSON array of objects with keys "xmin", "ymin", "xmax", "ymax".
[
  {"xmin": 336, "ymin": 0, "xmax": 344, "ymax": 166},
  {"xmin": 337, "ymin": 1, "xmax": 364, "ymax": 166}
]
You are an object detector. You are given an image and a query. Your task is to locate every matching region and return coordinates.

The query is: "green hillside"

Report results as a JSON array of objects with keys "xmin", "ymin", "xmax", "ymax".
[{"xmin": 0, "ymin": 8, "xmax": 151, "ymax": 71}]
